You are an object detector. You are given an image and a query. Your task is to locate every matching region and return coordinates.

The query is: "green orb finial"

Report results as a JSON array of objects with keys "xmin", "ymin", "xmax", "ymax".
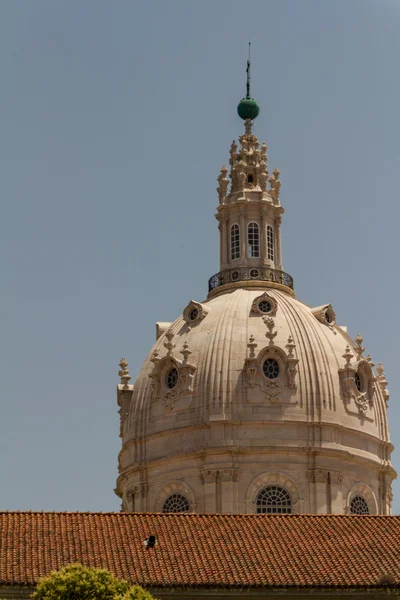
[{"xmin": 237, "ymin": 42, "xmax": 260, "ymax": 121}]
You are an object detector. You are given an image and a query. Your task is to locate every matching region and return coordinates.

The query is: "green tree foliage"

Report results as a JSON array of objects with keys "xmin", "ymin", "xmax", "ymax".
[
  {"xmin": 32, "ymin": 564, "xmax": 156, "ymax": 600},
  {"xmin": 120, "ymin": 586, "xmax": 157, "ymax": 600}
]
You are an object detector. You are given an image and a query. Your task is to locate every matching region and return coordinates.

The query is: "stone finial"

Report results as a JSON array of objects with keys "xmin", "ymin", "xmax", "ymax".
[
  {"xmin": 259, "ymin": 171, "xmax": 268, "ymax": 192},
  {"xmin": 342, "ymin": 345, "xmax": 353, "ymax": 368},
  {"xmin": 244, "ymin": 118, "xmax": 252, "ymax": 135},
  {"xmin": 229, "ymin": 140, "xmax": 237, "ymax": 175},
  {"xmin": 118, "ymin": 358, "xmax": 131, "ymax": 389},
  {"xmin": 164, "ymin": 330, "xmax": 175, "ymax": 356},
  {"xmin": 150, "ymin": 349, "xmax": 160, "ymax": 364},
  {"xmin": 263, "ymin": 316, "xmax": 277, "ymax": 345},
  {"xmin": 237, "ymin": 170, "xmax": 246, "ymax": 189},
  {"xmin": 376, "ymin": 362, "xmax": 389, "ymax": 404},
  {"xmin": 366, "ymin": 354, "xmax": 375, "ymax": 368},
  {"xmin": 269, "ymin": 168, "xmax": 281, "ymax": 202},
  {"xmin": 354, "ymin": 334, "xmax": 365, "ymax": 361},
  {"xmin": 217, "ymin": 165, "xmax": 229, "ymax": 204},
  {"xmin": 273, "ymin": 168, "xmax": 281, "ymax": 200},
  {"xmin": 180, "ymin": 341, "xmax": 192, "ymax": 364},
  {"xmin": 247, "ymin": 334, "xmax": 258, "ymax": 358},
  {"xmin": 260, "ymin": 141, "xmax": 268, "ymax": 158},
  {"xmin": 286, "ymin": 335, "xmax": 296, "ymax": 358}
]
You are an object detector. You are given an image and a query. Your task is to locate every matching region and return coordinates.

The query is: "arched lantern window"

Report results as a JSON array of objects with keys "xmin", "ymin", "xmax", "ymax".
[
  {"xmin": 231, "ymin": 224, "xmax": 240, "ymax": 260},
  {"xmin": 267, "ymin": 225, "xmax": 274, "ymax": 261},
  {"xmin": 248, "ymin": 222, "xmax": 260, "ymax": 258}
]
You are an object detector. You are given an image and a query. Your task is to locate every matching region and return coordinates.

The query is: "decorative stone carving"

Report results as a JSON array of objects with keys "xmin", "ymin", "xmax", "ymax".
[
  {"xmin": 310, "ymin": 304, "xmax": 336, "ymax": 328},
  {"xmin": 263, "ymin": 316, "xmax": 277, "ymax": 345},
  {"xmin": 376, "ymin": 363, "xmax": 389, "ymax": 405},
  {"xmin": 244, "ymin": 319, "xmax": 298, "ymax": 402},
  {"xmin": 269, "ymin": 168, "xmax": 281, "ymax": 202},
  {"xmin": 183, "ymin": 300, "xmax": 209, "ymax": 325},
  {"xmin": 308, "ymin": 469, "xmax": 342, "ymax": 485},
  {"xmin": 156, "ymin": 322, "xmax": 173, "ymax": 340},
  {"xmin": 315, "ymin": 469, "xmax": 329, "ymax": 484},
  {"xmin": 250, "ymin": 292, "xmax": 278, "ymax": 316},
  {"xmin": 149, "ymin": 338, "xmax": 196, "ymax": 411},
  {"xmin": 339, "ymin": 346, "xmax": 374, "ymax": 416},
  {"xmin": 228, "ymin": 120, "xmax": 269, "ymax": 195},
  {"xmin": 354, "ymin": 334, "xmax": 365, "ymax": 361},
  {"xmin": 117, "ymin": 358, "xmax": 134, "ymax": 438},
  {"xmin": 329, "ymin": 471, "xmax": 343, "ymax": 486},
  {"xmin": 118, "ymin": 358, "xmax": 131, "ymax": 389},
  {"xmin": 286, "ymin": 336, "xmax": 298, "ymax": 389},
  {"xmin": 217, "ymin": 165, "xmax": 229, "ymax": 204},
  {"xmin": 342, "ymin": 345, "xmax": 353, "ymax": 369},
  {"xmin": 366, "ymin": 354, "xmax": 374, "ymax": 367},
  {"xmin": 201, "ymin": 468, "xmax": 239, "ymax": 484},
  {"xmin": 237, "ymin": 170, "xmax": 246, "ymax": 190},
  {"xmin": 164, "ymin": 329, "xmax": 175, "ymax": 356}
]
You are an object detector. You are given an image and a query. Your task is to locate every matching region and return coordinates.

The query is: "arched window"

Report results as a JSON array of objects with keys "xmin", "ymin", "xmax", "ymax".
[
  {"xmin": 350, "ymin": 495, "xmax": 369, "ymax": 515},
  {"xmin": 163, "ymin": 493, "xmax": 190, "ymax": 513},
  {"xmin": 248, "ymin": 222, "xmax": 260, "ymax": 258},
  {"xmin": 230, "ymin": 224, "xmax": 240, "ymax": 260},
  {"xmin": 267, "ymin": 225, "xmax": 274, "ymax": 261},
  {"xmin": 256, "ymin": 485, "xmax": 292, "ymax": 514}
]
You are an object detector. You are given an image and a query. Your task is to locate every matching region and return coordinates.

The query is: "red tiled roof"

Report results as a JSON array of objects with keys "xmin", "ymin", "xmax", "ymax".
[{"xmin": 1, "ymin": 512, "xmax": 399, "ymax": 589}]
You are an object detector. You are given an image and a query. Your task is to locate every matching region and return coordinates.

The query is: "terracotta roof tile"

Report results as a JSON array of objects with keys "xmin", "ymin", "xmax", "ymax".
[{"xmin": 0, "ymin": 512, "xmax": 399, "ymax": 589}]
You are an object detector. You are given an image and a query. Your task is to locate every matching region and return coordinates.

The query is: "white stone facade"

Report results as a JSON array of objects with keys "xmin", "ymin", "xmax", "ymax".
[{"xmin": 115, "ymin": 120, "xmax": 395, "ymax": 516}]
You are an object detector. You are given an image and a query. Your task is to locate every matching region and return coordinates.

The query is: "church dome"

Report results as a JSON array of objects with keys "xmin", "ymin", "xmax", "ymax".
[{"xmin": 115, "ymin": 62, "xmax": 395, "ymax": 516}]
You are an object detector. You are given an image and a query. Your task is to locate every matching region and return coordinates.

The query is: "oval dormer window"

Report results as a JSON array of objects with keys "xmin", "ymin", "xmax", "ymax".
[
  {"xmin": 189, "ymin": 307, "xmax": 198, "ymax": 321},
  {"xmin": 262, "ymin": 358, "xmax": 280, "ymax": 380},
  {"xmin": 166, "ymin": 368, "xmax": 179, "ymax": 390}
]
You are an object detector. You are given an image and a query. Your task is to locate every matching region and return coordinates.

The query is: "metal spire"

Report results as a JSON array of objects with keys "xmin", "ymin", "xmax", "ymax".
[{"xmin": 246, "ymin": 42, "xmax": 251, "ymax": 99}]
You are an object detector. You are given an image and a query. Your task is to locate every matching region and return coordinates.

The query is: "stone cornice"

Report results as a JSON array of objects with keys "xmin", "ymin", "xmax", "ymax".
[{"xmin": 207, "ymin": 280, "xmax": 295, "ymax": 299}]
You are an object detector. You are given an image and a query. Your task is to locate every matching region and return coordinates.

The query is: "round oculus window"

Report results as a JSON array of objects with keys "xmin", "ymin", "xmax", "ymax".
[
  {"xmin": 166, "ymin": 367, "xmax": 179, "ymax": 389},
  {"xmin": 231, "ymin": 270, "xmax": 239, "ymax": 281},
  {"xmin": 325, "ymin": 311, "xmax": 332, "ymax": 324},
  {"xmin": 258, "ymin": 300, "xmax": 272, "ymax": 314},
  {"xmin": 189, "ymin": 307, "xmax": 199, "ymax": 321},
  {"xmin": 250, "ymin": 268, "xmax": 260, "ymax": 278},
  {"xmin": 262, "ymin": 358, "xmax": 280, "ymax": 379}
]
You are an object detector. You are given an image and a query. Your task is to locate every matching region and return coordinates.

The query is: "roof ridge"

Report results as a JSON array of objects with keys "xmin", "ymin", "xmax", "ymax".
[{"xmin": 0, "ymin": 511, "xmax": 398, "ymax": 518}]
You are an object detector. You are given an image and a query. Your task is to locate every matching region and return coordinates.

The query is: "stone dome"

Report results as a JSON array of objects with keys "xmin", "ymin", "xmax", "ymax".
[
  {"xmin": 116, "ymin": 284, "xmax": 394, "ymax": 515},
  {"xmin": 115, "ymin": 111, "xmax": 395, "ymax": 516}
]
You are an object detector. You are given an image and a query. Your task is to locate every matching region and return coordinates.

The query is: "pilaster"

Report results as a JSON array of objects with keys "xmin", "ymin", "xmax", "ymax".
[
  {"xmin": 201, "ymin": 468, "xmax": 239, "ymax": 513},
  {"xmin": 275, "ymin": 216, "xmax": 282, "ymax": 270}
]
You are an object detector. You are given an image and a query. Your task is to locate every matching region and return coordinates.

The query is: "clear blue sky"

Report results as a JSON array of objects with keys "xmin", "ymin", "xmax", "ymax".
[{"xmin": 1, "ymin": 0, "xmax": 400, "ymax": 513}]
